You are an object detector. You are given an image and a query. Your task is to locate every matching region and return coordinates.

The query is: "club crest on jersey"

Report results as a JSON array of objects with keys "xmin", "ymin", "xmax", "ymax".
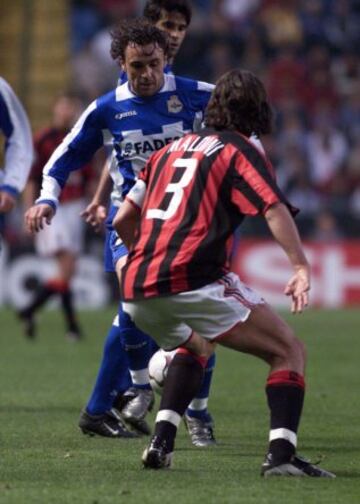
[{"xmin": 167, "ymin": 95, "xmax": 183, "ymax": 114}]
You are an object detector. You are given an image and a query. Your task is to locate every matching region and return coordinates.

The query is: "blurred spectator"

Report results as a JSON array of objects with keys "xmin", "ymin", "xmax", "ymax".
[
  {"xmin": 213, "ymin": 0, "xmax": 261, "ymax": 30},
  {"xmin": 240, "ymin": 30, "xmax": 266, "ymax": 76},
  {"xmin": 347, "ymin": 138, "xmax": 360, "ymax": 216},
  {"xmin": 70, "ymin": 0, "xmax": 140, "ymax": 99},
  {"xmin": 267, "ymin": 45, "xmax": 307, "ymax": 109},
  {"xmin": 339, "ymin": 85, "xmax": 360, "ymax": 143},
  {"xmin": 299, "ymin": 0, "xmax": 327, "ymax": 48},
  {"xmin": 259, "ymin": 0, "xmax": 304, "ymax": 51},
  {"xmin": 206, "ymin": 37, "xmax": 235, "ymax": 82},
  {"xmin": 310, "ymin": 209, "xmax": 344, "ymax": 242},
  {"xmin": 71, "ymin": 39, "xmax": 113, "ymax": 101},
  {"xmin": 71, "ymin": 0, "xmax": 104, "ymax": 53},
  {"xmin": 276, "ymin": 145, "xmax": 321, "ymax": 218},
  {"xmin": 306, "ymin": 107, "xmax": 348, "ymax": 195},
  {"xmin": 324, "ymin": 0, "xmax": 360, "ymax": 53},
  {"xmin": 332, "ymin": 50, "xmax": 360, "ymax": 98},
  {"xmin": 277, "ymin": 110, "xmax": 307, "ymax": 153}
]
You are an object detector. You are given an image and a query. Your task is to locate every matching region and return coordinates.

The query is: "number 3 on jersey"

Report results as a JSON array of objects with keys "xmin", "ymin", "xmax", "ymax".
[{"xmin": 146, "ymin": 158, "xmax": 198, "ymax": 221}]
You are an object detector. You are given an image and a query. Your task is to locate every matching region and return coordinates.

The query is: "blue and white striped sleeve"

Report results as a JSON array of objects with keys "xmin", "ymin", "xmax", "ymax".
[
  {"xmin": 36, "ymin": 100, "xmax": 105, "ymax": 209},
  {"xmin": 0, "ymin": 77, "xmax": 33, "ymax": 196},
  {"xmin": 193, "ymin": 81, "xmax": 215, "ymax": 132}
]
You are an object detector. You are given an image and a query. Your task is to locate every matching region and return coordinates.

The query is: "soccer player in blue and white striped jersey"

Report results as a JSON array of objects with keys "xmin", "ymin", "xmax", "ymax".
[
  {"xmin": 0, "ymin": 77, "xmax": 33, "ymax": 214},
  {"xmin": 25, "ymin": 18, "xmax": 217, "ymax": 442},
  {"xmin": 0, "ymin": 77, "xmax": 33, "ymax": 251}
]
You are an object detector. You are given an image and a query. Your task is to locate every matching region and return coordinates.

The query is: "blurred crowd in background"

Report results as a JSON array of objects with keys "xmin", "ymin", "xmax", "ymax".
[
  {"xmin": 3, "ymin": 0, "xmax": 360, "ymax": 246},
  {"xmin": 68, "ymin": 0, "xmax": 360, "ymax": 240}
]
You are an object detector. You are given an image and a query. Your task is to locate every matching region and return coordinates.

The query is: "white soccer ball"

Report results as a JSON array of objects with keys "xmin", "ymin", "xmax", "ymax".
[{"xmin": 148, "ymin": 349, "xmax": 175, "ymax": 395}]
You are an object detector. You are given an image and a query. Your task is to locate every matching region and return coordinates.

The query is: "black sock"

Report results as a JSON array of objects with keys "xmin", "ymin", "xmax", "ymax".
[
  {"xmin": 21, "ymin": 285, "xmax": 56, "ymax": 317},
  {"xmin": 60, "ymin": 288, "xmax": 80, "ymax": 332},
  {"xmin": 266, "ymin": 370, "xmax": 305, "ymax": 464},
  {"xmin": 155, "ymin": 352, "xmax": 205, "ymax": 450}
]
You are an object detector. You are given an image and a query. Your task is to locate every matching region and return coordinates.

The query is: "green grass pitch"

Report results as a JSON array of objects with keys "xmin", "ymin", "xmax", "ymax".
[{"xmin": 0, "ymin": 306, "xmax": 359, "ymax": 503}]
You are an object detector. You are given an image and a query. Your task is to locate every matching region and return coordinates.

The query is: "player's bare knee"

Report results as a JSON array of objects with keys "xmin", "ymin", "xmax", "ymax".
[
  {"xmin": 294, "ymin": 337, "xmax": 307, "ymax": 366},
  {"xmin": 276, "ymin": 325, "xmax": 300, "ymax": 359},
  {"xmin": 284, "ymin": 332, "xmax": 306, "ymax": 369},
  {"xmin": 185, "ymin": 333, "xmax": 213, "ymax": 360}
]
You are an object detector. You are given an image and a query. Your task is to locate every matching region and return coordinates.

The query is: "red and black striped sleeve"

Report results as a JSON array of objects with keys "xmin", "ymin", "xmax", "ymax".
[{"xmin": 229, "ymin": 135, "xmax": 298, "ymax": 217}]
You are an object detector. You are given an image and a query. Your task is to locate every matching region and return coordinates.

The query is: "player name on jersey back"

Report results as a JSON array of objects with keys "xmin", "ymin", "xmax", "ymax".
[{"xmin": 167, "ymin": 133, "xmax": 224, "ymax": 157}]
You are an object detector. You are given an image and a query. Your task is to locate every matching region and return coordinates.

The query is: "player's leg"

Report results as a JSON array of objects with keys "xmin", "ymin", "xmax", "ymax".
[
  {"xmin": 56, "ymin": 201, "xmax": 85, "ymax": 341},
  {"xmin": 113, "ymin": 254, "xmax": 155, "ymax": 433},
  {"xmin": 218, "ymin": 303, "xmax": 334, "ymax": 477},
  {"xmin": 184, "ymin": 352, "xmax": 216, "ymax": 447},
  {"xmin": 56, "ymin": 250, "xmax": 83, "ymax": 340},
  {"xmin": 116, "ymin": 302, "xmax": 155, "ymax": 432},
  {"xmin": 143, "ymin": 334, "xmax": 214, "ymax": 469},
  {"xmin": 78, "ymin": 308, "xmax": 135, "ymax": 438},
  {"xmin": 123, "ymin": 297, "xmax": 215, "ymax": 468},
  {"xmin": 78, "ymin": 231, "xmax": 134, "ymax": 437},
  {"xmin": 18, "ymin": 276, "xmax": 67, "ymax": 339},
  {"xmin": 18, "ymin": 203, "xmax": 77, "ymax": 339}
]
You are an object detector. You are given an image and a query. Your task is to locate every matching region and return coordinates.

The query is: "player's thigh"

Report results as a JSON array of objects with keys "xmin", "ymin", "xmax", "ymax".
[
  {"xmin": 35, "ymin": 211, "xmax": 67, "ymax": 256},
  {"xmin": 55, "ymin": 250, "xmax": 77, "ymax": 280},
  {"xmin": 122, "ymin": 298, "xmax": 193, "ymax": 351},
  {"xmin": 115, "ymin": 254, "xmax": 127, "ymax": 284},
  {"xmin": 63, "ymin": 200, "xmax": 86, "ymax": 253},
  {"xmin": 217, "ymin": 302, "xmax": 300, "ymax": 360},
  {"xmin": 179, "ymin": 272, "xmax": 262, "ymax": 341},
  {"xmin": 108, "ymin": 230, "xmax": 128, "ymax": 283},
  {"xmin": 183, "ymin": 331, "xmax": 216, "ymax": 360}
]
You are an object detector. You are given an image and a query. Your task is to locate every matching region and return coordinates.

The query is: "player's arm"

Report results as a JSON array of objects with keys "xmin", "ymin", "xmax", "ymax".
[
  {"xmin": 81, "ymin": 159, "xmax": 112, "ymax": 231},
  {"xmin": 22, "ymin": 179, "xmax": 38, "ymax": 211},
  {"xmin": 35, "ymin": 101, "xmax": 104, "ymax": 211},
  {"xmin": 264, "ymin": 203, "xmax": 310, "ymax": 314},
  {"xmin": 231, "ymin": 146, "xmax": 309, "ymax": 314},
  {"xmin": 0, "ymin": 78, "xmax": 33, "ymax": 213},
  {"xmin": 112, "ymin": 199, "xmax": 140, "ymax": 250},
  {"xmin": 112, "ymin": 178, "xmax": 146, "ymax": 249},
  {"xmin": 25, "ymin": 101, "xmax": 104, "ymax": 231},
  {"xmin": 24, "ymin": 202, "xmax": 55, "ymax": 234}
]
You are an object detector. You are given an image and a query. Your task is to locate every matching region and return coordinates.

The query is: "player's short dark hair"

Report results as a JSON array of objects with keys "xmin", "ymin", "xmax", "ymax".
[
  {"xmin": 205, "ymin": 69, "xmax": 273, "ymax": 137},
  {"xmin": 110, "ymin": 18, "xmax": 169, "ymax": 62},
  {"xmin": 144, "ymin": 0, "xmax": 192, "ymax": 26}
]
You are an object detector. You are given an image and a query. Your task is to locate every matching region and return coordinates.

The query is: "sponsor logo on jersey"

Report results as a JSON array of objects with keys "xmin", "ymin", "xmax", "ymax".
[
  {"xmin": 121, "ymin": 137, "xmax": 181, "ymax": 157},
  {"xmin": 115, "ymin": 110, "xmax": 138, "ymax": 120},
  {"xmin": 116, "ymin": 123, "xmax": 190, "ymax": 167},
  {"xmin": 167, "ymin": 95, "xmax": 183, "ymax": 114}
]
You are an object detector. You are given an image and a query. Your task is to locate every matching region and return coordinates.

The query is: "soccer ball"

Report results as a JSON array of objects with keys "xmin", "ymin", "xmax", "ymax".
[{"xmin": 148, "ymin": 349, "xmax": 175, "ymax": 395}]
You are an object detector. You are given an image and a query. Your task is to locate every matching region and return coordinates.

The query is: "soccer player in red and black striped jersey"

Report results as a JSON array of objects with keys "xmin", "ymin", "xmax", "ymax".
[
  {"xmin": 19, "ymin": 92, "xmax": 94, "ymax": 340},
  {"xmin": 115, "ymin": 69, "xmax": 335, "ymax": 477}
]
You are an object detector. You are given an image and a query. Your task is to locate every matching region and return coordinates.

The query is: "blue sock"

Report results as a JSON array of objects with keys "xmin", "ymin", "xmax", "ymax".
[
  {"xmin": 119, "ymin": 304, "xmax": 153, "ymax": 390},
  {"xmin": 186, "ymin": 352, "xmax": 216, "ymax": 423},
  {"xmin": 86, "ymin": 311, "xmax": 131, "ymax": 415}
]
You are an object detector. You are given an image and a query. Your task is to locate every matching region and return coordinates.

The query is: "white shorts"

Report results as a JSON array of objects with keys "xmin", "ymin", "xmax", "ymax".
[
  {"xmin": 35, "ymin": 200, "xmax": 85, "ymax": 257},
  {"xmin": 123, "ymin": 272, "xmax": 264, "ymax": 350}
]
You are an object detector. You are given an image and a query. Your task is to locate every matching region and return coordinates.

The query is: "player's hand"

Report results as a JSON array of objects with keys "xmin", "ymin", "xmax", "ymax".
[
  {"xmin": 80, "ymin": 202, "xmax": 107, "ymax": 232},
  {"xmin": 284, "ymin": 264, "xmax": 310, "ymax": 314},
  {"xmin": 0, "ymin": 191, "xmax": 16, "ymax": 213},
  {"xmin": 24, "ymin": 204, "xmax": 55, "ymax": 234}
]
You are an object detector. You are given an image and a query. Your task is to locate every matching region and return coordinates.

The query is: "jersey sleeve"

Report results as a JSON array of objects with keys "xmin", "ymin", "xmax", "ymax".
[
  {"xmin": 230, "ymin": 143, "xmax": 298, "ymax": 217},
  {"xmin": 125, "ymin": 158, "xmax": 152, "ymax": 210},
  {"xmin": 36, "ymin": 101, "xmax": 105, "ymax": 207},
  {"xmin": 125, "ymin": 179, "xmax": 147, "ymax": 210},
  {"xmin": 0, "ymin": 78, "xmax": 33, "ymax": 195},
  {"xmin": 187, "ymin": 81, "xmax": 214, "ymax": 132}
]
